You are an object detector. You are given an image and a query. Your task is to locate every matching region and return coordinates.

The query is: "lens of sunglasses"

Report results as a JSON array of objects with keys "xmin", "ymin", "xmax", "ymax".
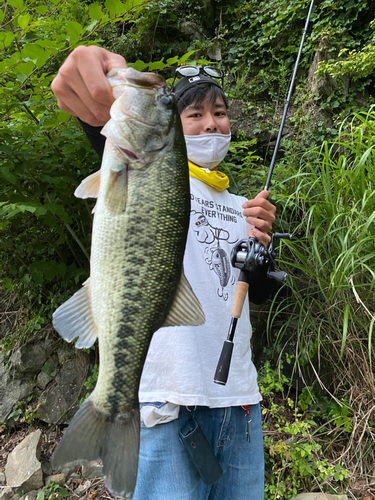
[
  {"xmin": 177, "ymin": 66, "xmax": 200, "ymax": 77},
  {"xmin": 203, "ymin": 66, "xmax": 223, "ymax": 78}
]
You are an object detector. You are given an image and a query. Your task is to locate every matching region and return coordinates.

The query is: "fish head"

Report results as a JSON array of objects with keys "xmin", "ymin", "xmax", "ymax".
[{"xmin": 102, "ymin": 68, "xmax": 179, "ymax": 165}]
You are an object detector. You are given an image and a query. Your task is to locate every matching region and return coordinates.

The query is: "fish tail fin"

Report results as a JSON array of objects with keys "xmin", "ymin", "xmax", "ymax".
[
  {"xmin": 52, "ymin": 398, "xmax": 140, "ymax": 499},
  {"xmin": 102, "ymin": 409, "xmax": 140, "ymax": 499},
  {"xmin": 52, "ymin": 398, "xmax": 108, "ymax": 468}
]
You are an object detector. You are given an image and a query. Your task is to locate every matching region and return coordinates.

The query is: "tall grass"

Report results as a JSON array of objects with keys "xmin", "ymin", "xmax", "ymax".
[{"xmin": 267, "ymin": 107, "xmax": 375, "ymax": 478}]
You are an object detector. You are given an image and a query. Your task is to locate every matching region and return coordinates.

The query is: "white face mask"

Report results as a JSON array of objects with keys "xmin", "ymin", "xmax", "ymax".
[{"xmin": 184, "ymin": 133, "xmax": 231, "ymax": 170}]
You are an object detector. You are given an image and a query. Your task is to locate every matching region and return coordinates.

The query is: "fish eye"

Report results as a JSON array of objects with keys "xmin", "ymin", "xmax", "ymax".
[{"xmin": 159, "ymin": 95, "xmax": 173, "ymax": 108}]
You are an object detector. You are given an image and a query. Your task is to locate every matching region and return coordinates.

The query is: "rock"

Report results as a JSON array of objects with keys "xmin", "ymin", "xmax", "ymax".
[
  {"xmin": 45, "ymin": 474, "xmax": 66, "ymax": 487},
  {"xmin": 0, "ymin": 487, "xmax": 14, "ymax": 500},
  {"xmin": 5, "ymin": 430, "xmax": 43, "ymax": 493},
  {"xmin": 291, "ymin": 494, "xmax": 348, "ymax": 500},
  {"xmin": 36, "ymin": 371, "xmax": 54, "ymax": 391},
  {"xmin": 40, "ymin": 354, "xmax": 59, "ymax": 381},
  {"xmin": 12, "ymin": 494, "xmax": 21, "ymax": 500},
  {"xmin": 0, "ymin": 355, "xmax": 34, "ymax": 422},
  {"xmin": 41, "ymin": 462, "xmax": 52, "ymax": 477},
  {"xmin": 22, "ymin": 491, "xmax": 38, "ymax": 500},
  {"xmin": 38, "ymin": 352, "xmax": 89, "ymax": 425},
  {"xmin": 74, "ymin": 480, "xmax": 91, "ymax": 494},
  {"xmin": 81, "ymin": 462, "xmax": 103, "ymax": 479},
  {"xmin": 32, "ymin": 387, "xmax": 43, "ymax": 399},
  {"xmin": 307, "ymin": 40, "xmax": 338, "ymax": 98},
  {"xmin": 0, "ymin": 472, "xmax": 5, "ymax": 485},
  {"xmin": 10, "ymin": 338, "xmax": 54, "ymax": 374},
  {"xmin": 56, "ymin": 345, "xmax": 72, "ymax": 366},
  {"xmin": 59, "ymin": 466, "xmax": 75, "ymax": 479},
  {"xmin": 66, "ymin": 473, "xmax": 80, "ymax": 480},
  {"xmin": 180, "ymin": 21, "xmax": 205, "ymax": 42},
  {"xmin": 207, "ymin": 40, "xmax": 222, "ymax": 61},
  {"xmin": 228, "ymin": 99, "xmax": 297, "ymax": 144}
]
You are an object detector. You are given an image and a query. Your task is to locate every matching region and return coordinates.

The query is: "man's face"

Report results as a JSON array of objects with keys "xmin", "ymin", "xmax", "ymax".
[{"xmin": 180, "ymin": 96, "xmax": 230, "ymax": 136}]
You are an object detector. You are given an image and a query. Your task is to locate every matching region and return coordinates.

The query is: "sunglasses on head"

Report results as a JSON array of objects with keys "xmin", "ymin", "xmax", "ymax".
[{"xmin": 172, "ymin": 65, "xmax": 224, "ymax": 88}]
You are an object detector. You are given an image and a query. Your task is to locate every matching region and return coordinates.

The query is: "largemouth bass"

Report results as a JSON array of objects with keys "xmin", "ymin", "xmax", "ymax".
[{"xmin": 51, "ymin": 68, "xmax": 205, "ymax": 499}]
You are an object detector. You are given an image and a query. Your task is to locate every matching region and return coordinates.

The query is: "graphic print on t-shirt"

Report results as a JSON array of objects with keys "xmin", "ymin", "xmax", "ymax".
[
  {"xmin": 190, "ymin": 207, "xmax": 240, "ymax": 301},
  {"xmin": 190, "ymin": 190, "xmax": 246, "ymax": 300}
]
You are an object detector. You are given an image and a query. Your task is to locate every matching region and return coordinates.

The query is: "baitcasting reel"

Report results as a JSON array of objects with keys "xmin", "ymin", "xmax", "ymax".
[{"xmin": 231, "ymin": 233, "xmax": 291, "ymax": 281}]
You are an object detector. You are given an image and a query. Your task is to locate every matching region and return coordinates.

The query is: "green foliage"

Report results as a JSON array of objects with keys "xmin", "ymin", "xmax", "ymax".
[
  {"xmin": 37, "ymin": 481, "xmax": 69, "ymax": 500},
  {"xmin": 84, "ymin": 363, "xmax": 99, "ymax": 391},
  {"xmin": 41, "ymin": 361, "xmax": 57, "ymax": 377},
  {"xmin": 7, "ymin": 394, "xmax": 40, "ymax": 424},
  {"xmin": 0, "ymin": 0, "xmax": 199, "ymax": 346},
  {"xmin": 272, "ymin": 107, "xmax": 375, "ymax": 359},
  {"xmin": 80, "ymin": 363, "xmax": 99, "ymax": 403},
  {"xmin": 219, "ymin": 0, "xmax": 374, "ymax": 100},
  {"xmin": 259, "ymin": 361, "xmax": 350, "ymax": 499},
  {"xmin": 319, "ymin": 19, "xmax": 375, "ymax": 80},
  {"xmin": 0, "ymin": 0, "xmax": 101, "ymax": 327},
  {"xmin": 220, "ymin": 138, "xmax": 263, "ymax": 195},
  {"xmin": 225, "ymin": 104, "xmax": 375, "ymax": 487}
]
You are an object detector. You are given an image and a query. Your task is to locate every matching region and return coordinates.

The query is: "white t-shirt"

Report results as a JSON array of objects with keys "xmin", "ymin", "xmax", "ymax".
[{"xmin": 139, "ymin": 176, "xmax": 261, "ymax": 408}]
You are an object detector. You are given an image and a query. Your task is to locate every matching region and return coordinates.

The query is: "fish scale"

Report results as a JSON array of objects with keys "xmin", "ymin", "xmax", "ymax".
[
  {"xmin": 51, "ymin": 68, "xmax": 205, "ymax": 499},
  {"xmin": 96, "ymin": 161, "xmax": 189, "ymax": 414}
]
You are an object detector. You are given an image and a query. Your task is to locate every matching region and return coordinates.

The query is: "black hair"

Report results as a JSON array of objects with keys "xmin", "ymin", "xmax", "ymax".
[{"xmin": 177, "ymin": 83, "xmax": 228, "ymax": 114}]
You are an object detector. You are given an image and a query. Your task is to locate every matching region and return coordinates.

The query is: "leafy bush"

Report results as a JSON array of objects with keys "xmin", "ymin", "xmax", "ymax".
[
  {"xmin": 259, "ymin": 361, "xmax": 350, "ymax": 499},
  {"xmin": 0, "ymin": 0, "xmax": 198, "ymax": 347}
]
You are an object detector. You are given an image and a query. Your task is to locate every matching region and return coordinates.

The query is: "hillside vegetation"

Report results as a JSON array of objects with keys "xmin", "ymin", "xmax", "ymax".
[{"xmin": 1, "ymin": 0, "xmax": 375, "ymax": 497}]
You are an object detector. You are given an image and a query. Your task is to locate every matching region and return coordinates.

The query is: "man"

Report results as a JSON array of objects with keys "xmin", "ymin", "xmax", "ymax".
[{"xmin": 52, "ymin": 46, "xmax": 276, "ymax": 500}]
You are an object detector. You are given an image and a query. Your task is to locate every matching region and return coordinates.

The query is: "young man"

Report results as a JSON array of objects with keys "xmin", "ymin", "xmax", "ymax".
[{"xmin": 52, "ymin": 46, "xmax": 276, "ymax": 500}]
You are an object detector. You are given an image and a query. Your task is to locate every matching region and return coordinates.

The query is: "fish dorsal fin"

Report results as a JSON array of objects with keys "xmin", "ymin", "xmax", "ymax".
[
  {"xmin": 163, "ymin": 272, "xmax": 205, "ymax": 327},
  {"xmin": 75, "ymin": 170, "xmax": 101, "ymax": 199},
  {"xmin": 52, "ymin": 278, "xmax": 98, "ymax": 348}
]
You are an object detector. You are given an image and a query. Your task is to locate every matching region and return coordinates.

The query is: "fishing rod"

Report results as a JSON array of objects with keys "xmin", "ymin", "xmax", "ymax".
[{"xmin": 214, "ymin": 0, "xmax": 315, "ymax": 386}]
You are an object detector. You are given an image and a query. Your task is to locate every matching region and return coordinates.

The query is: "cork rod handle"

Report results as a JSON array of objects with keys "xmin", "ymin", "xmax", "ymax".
[{"xmin": 231, "ymin": 281, "xmax": 249, "ymax": 318}]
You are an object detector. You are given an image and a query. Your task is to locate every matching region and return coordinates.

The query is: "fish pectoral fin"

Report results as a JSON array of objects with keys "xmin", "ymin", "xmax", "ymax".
[
  {"xmin": 163, "ymin": 271, "xmax": 205, "ymax": 327},
  {"xmin": 104, "ymin": 167, "xmax": 128, "ymax": 215},
  {"xmin": 52, "ymin": 278, "xmax": 98, "ymax": 348},
  {"xmin": 75, "ymin": 170, "xmax": 101, "ymax": 199}
]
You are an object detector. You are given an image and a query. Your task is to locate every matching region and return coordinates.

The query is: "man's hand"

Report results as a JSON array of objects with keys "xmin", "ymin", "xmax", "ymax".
[
  {"xmin": 51, "ymin": 46, "xmax": 127, "ymax": 126},
  {"xmin": 242, "ymin": 191, "xmax": 276, "ymax": 247}
]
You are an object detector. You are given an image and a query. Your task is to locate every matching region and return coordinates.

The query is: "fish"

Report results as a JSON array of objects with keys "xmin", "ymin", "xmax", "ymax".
[
  {"xmin": 51, "ymin": 67, "xmax": 205, "ymax": 499},
  {"xmin": 211, "ymin": 246, "xmax": 230, "ymax": 288}
]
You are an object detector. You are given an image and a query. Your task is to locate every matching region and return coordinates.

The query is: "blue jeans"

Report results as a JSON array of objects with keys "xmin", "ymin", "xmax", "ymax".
[{"xmin": 132, "ymin": 403, "xmax": 264, "ymax": 500}]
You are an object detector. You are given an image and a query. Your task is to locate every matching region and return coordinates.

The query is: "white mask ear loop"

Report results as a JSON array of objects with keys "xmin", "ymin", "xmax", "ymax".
[{"xmin": 184, "ymin": 133, "xmax": 231, "ymax": 170}]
